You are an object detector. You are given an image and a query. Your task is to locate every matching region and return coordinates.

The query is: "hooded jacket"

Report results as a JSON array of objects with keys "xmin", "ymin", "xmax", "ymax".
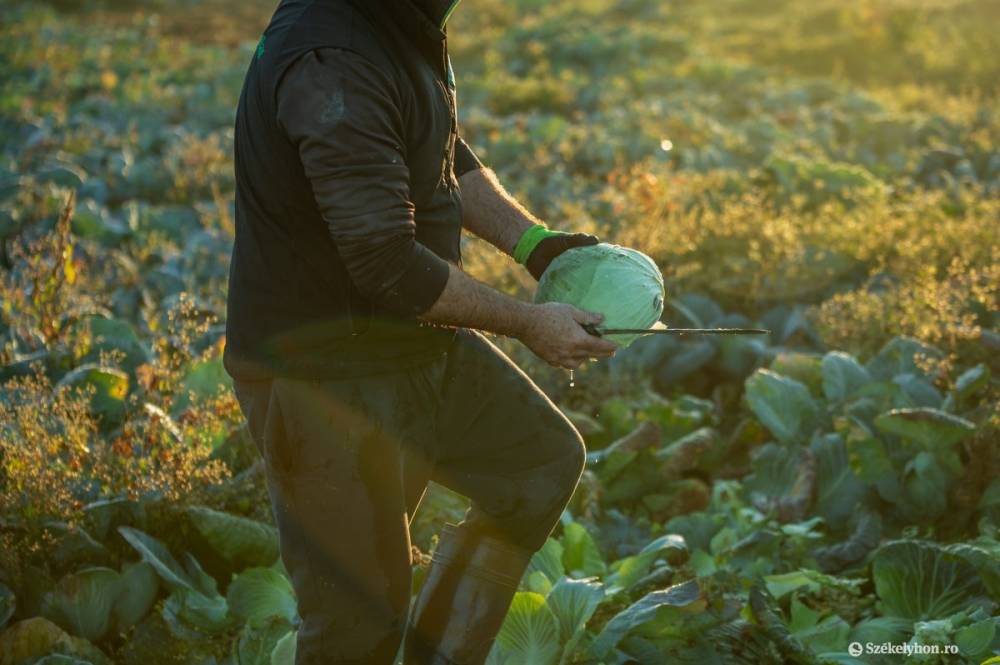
[{"xmin": 225, "ymin": 0, "xmax": 481, "ymax": 380}]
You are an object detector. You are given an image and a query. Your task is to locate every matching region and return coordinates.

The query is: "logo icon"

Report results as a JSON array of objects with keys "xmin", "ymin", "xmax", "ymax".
[{"xmin": 848, "ymin": 642, "xmax": 863, "ymax": 657}]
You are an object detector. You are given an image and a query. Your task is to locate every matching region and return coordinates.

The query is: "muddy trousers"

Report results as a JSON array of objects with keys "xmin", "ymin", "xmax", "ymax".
[{"xmin": 233, "ymin": 330, "xmax": 586, "ymax": 665}]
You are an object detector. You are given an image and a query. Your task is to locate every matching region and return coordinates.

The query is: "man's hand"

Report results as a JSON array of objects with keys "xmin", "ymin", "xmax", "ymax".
[
  {"xmin": 516, "ymin": 303, "xmax": 618, "ymax": 369},
  {"xmin": 525, "ymin": 232, "xmax": 599, "ymax": 281},
  {"xmin": 420, "ymin": 265, "xmax": 617, "ymax": 368}
]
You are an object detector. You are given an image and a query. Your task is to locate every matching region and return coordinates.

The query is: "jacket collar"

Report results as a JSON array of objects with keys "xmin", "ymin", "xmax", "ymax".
[
  {"xmin": 351, "ymin": 0, "xmax": 445, "ymax": 41},
  {"xmin": 349, "ymin": 0, "xmax": 448, "ymax": 68},
  {"xmin": 413, "ymin": 0, "xmax": 461, "ymax": 28}
]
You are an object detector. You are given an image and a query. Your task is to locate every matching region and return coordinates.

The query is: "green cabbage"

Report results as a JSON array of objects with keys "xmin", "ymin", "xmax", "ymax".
[{"xmin": 534, "ymin": 244, "xmax": 665, "ymax": 347}]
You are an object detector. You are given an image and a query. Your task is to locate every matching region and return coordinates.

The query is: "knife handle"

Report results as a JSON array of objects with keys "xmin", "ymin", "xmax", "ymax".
[{"xmin": 582, "ymin": 323, "xmax": 603, "ymax": 337}]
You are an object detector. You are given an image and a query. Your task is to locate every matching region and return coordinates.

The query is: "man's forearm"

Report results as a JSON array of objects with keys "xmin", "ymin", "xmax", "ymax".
[
  {"xmin": 419, "ymin": 263, "xmax": 533, "ymax": 337},
  {"xmin": 458, "ymin": 168, "xmax": 538, "ymax": 255}
]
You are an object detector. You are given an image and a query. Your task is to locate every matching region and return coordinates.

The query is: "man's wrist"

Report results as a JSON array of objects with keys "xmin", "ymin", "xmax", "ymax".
[
  {"xmin": 421, "ymin": 263, "xmax": 538, "ymax": 340},
  {"xmin": 507, "ymin": 300, "xmax": 537, "ymax": 339},
  {"xmin": 513, "ymin": 224, "xmax": 562, "ymax": 264}
]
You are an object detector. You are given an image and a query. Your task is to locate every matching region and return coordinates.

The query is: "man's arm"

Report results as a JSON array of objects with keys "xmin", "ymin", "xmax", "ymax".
[
  {"xmin": 445, "ymin": 155, "xmax": 615, "ymax": 364},
  {"xmin": 279, "ymin": 49, "xmax": 450, "ymax": 317},
  {"xmin": 455, "ymin": 156, "xmax": 600, "ymax": 280},
  {"xmin": 278, "ymin": 49, "xmax": 616, "ymax": 367},
  {"xmin": 458, "ymin": 168, "xmax": 537, "ymax": 256},
  {"xmin": 419, "ymin": 263, "xmax": 616, "ymax": 368}
]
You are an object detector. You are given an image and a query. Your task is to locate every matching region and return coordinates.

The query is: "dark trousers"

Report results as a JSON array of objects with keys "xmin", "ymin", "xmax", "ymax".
[{"xmin": 233, "ymin": 330, "xmax": 585, "ymax": 665}]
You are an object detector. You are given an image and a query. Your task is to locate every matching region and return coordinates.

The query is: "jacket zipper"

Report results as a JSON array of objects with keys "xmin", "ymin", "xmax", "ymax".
[{"xmin": 442, "ymin": 39, "xmax": 458, "ymax": 189}]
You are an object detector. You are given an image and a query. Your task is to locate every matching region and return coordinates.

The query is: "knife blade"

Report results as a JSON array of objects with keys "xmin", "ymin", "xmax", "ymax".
[{"xmin": 583, "ymin": 323, "xmax": 769, "ymax": 336}]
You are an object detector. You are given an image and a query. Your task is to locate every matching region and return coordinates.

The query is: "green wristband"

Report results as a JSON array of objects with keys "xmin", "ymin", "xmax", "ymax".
[{"xmin": 513, "ymin": 224, "xmax": 561, "ymax": 265}]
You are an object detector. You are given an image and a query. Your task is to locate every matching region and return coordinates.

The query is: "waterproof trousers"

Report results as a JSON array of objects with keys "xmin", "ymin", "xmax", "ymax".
[{"xmin": 233, "ymin": 329, "xmax": 586, "ymax": 665}]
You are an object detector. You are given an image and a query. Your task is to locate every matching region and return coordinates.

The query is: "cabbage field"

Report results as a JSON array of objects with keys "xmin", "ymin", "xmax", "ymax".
[{"xmin": 1, "ymin": 0, "xmax": 999, "ymax": 663}]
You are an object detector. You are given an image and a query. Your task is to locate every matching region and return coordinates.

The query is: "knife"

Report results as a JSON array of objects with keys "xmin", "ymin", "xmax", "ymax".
[{"xmin": 583, "ymin": 323, "xmax": 770, "ymax": 337}]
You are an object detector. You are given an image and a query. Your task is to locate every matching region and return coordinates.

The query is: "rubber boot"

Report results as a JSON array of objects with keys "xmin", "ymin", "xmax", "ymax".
[{"xmin": 404, "ymin": 523, "xmax": 533, "ymax": 665}]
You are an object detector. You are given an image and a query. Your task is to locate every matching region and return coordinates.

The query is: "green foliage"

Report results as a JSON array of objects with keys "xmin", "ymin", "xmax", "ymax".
[
  {"xmin": 72, "ymin": 316, "xmax": 150, "ymax": 375},
  {"xmin": 184, "ymin": 506, "xmax": 279, "ymax": 569},
  {"xmin": 748, "ymin": 583, "xmax": 820, "ymax": 664},
  {"xmin": 0, "ymin": 617, "xmax": 111, "ymax": 665},
  {"xmin": 871, "ymin": 540, "xmax": 990, "ymax": 621},
  {"xmin": 172, "ymin": 357, "xmax": 232, "ymax": 415},
  {"xmin": 745, "ymin": 370, "xmax": 821, "ymax": 443},
  {"xmin": 40, "ymin": 568, "xmax": 120, "ymax": 642},
  {"xmin": 526, "ymin": 538, "xmax": 566, "ymax": 589},
  {"xmin": 225, "ymin": 568, "xmax": 297, "ymax": 629},
  {"xmin": 810, "ymin": 433, "xmax": 867, "ymax": 530},
  {"xmin": 605, "ymin": 534, "xmax": 687, "ymax": 593},
  {"xmin": 117, "ymin": 527, "xmax": 196, "ymax": 593},
  {"xmin": 112, "ymin": 561, "xmax": 158, "ymax": 633},
  {"xmin": 55, "ymin": 365, "xmax": 129, "ymax": 429},
  {"xmin": 492, "ymin": 592, "xmax": 561, "ymax": 665},
  {"xmin": 269, "ymin": 629, "xmax": 297, "ymax": 665},
  {"xmin": 546, "ymin": 577, "xmax": 604, "ymax": 662},
  {"xmin": 874, "ymin": 407, "xmax": 976, "ymax": 449},
  {"xmin": 812, "ymin": 512, "xmax": 882, "ymax": 573},
  {"xmin": 560, "ymin": 521, "xmax": 607, "ymax": 578},
  {"xmin": 865, "ymin": 338, "xmax": 943, "ymax": 383},
  {"xmin": 162, "ymin": 587, "xmax": 231, "ymax": 636},
  {"xmin": 234, "ymin": 618, "xmax": 295, "ymax": 665},
  {"xmin": 821, "ymin": 352, "xmax": 871, "ymax": 403},
  {"xmin": 32, "ymin": 655, "xmax": 97, "ymax": 665},
  {"xmin": 0, "ymin": 583, "xmax": 16, "ymax": 631},
  {"xmin": 590, "ymin": 579, "xmax": 705, "ymax": 658}
]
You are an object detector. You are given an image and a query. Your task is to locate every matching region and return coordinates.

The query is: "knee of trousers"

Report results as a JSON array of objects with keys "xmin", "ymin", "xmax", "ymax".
[
  {"xmin": 551, "ymin": 425, "xmax": 587, "ymax": 504},
  {"xmin": 511, "ymin": 423, "xmax": 587, "ymax": 546}
]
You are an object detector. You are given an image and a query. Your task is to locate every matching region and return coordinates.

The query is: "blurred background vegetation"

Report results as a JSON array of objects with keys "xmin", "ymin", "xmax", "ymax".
[{"xmin": 1, "ymin": 0, "xmax": 998, "ymax": 663}]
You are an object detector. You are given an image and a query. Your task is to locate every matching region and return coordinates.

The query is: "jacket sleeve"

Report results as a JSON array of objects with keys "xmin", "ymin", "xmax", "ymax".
[
  {"xmin": 454, "ymin": 136, "xmax": 484, "ymax": 177},
  {"xmin": 276, "ymin": 48, "xmax": 451, "ymax": 317}
]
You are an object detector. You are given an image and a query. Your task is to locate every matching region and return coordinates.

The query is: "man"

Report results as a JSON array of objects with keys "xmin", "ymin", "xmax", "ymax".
[{"xmin": 224, "ymin": 0, "xmax": 618, "ymax": 663}]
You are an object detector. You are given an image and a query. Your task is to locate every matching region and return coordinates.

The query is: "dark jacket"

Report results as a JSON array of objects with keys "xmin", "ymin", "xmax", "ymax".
[{"xmin": 225, "ymin": 0, "xmax": 482, "ymax": 380}]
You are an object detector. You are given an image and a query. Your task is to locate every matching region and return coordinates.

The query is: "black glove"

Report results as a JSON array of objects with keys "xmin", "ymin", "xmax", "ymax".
[{"xmin": 526, "ymin": 232, "xmax": 600, "ymax": 281}]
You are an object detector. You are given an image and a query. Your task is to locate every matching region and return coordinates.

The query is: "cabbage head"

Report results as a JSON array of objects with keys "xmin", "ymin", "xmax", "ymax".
[{"xmin": 534, "ymin": 243, "xmax": 665, "ymax": 347}]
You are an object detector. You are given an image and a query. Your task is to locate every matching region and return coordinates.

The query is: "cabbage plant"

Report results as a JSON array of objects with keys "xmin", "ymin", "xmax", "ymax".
[{"xmin": 535, "ymin": 243, "xmax": 665, "ymax": 347}]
